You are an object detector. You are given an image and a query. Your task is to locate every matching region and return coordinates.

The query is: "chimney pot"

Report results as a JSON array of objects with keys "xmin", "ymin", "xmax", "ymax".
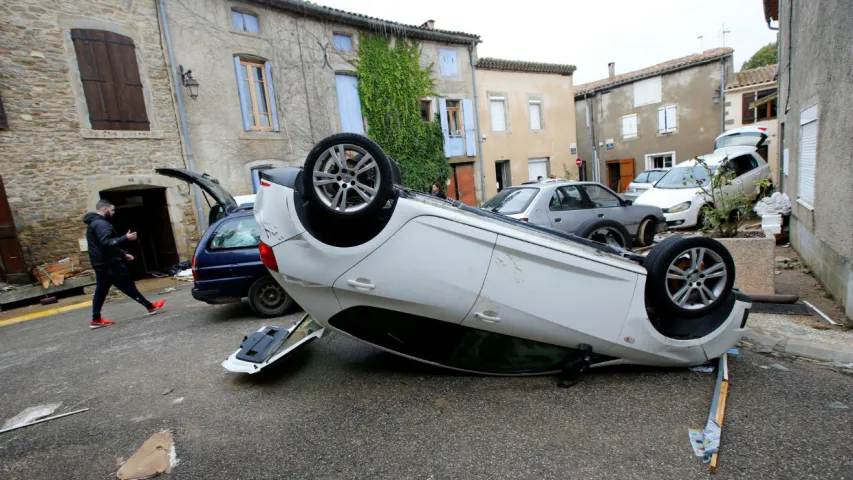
[
  {"xmin": 608, "ymin": 62, "xmax": 615, "ymax": 78},
  {"xmin": 421, "ymin": 19, "xmax": 435, "ymax": 30}
]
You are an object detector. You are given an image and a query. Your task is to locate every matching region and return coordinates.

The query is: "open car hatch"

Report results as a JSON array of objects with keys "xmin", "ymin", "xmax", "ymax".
[
  {"xmin": 222, "ymin": 314, "xmax": 326, "ymax": 374},
  {"xmin": 155, "ymin": 168, "xmax": 238, "ymax": 208}
]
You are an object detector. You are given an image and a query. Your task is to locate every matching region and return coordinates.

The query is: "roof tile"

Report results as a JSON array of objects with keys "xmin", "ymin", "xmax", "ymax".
[
  {"xmin": 573, "ymin": 48, "xmax": 733, "ymax": 96},
  {"xmin": 476, "ymin": 58, "xmax": 576, "ymax": 75},
  {"xmin": 726, "ymin": 64, "xmax": 777, "ymax": 89}
]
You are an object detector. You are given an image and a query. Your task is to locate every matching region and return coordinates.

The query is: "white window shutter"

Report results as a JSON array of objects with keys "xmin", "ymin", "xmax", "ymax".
[
  {"xmin": 665, "ymin": 106, "xmax": 676, "ymax": 133},
  {"xmin": 620, "ymin": 116, "xmax": 626, "ymax": 137},
  {"xmin": 490, "ymin": 99, "xmax": 506, "ymax": 131},
  {"xmin": 798, "ymin": 121, "xmax": 817, "ymax": 205},
  {"xmin": 529, "ymin": 103, "xmax": 541, "ymax": 130},
  {"xmin": 264, "ymin": 61, "xmax": 280, "ymax": 132},
  {"xmin": 462, "ymin": 99, "xmax": 476, "ymax": 156},
  {"xmin": 233, "ymin": 56, "xmax": 251, "ymax": 131},
  {"xmin": 439, "ymin": 50, "xmax": 457, "ymax": 77},
  {"xmin": 657, "ymin": 107, "xmax": 666, "ymax": 134},
  {"xmin": 438, "ymin": 97, "xmax": 451, "ymax": 157}
]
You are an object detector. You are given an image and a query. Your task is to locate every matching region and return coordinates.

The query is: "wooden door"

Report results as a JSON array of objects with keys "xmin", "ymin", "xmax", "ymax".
[
  {"xmin": 0, "ymin": 176, "xmax": 28, "ymax": 283},
  {"xmin": 448, "ymin": 163, "xmax": 477, "ymax": 206},
  {"xmin": 619, "ymin": 158, "xmax": 635, "ymax": 194}
]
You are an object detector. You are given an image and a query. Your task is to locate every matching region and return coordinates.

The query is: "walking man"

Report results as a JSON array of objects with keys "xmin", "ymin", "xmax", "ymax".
[{"xmin": 83, "ymin": 199, "xmax": 165, "ymax": 329}]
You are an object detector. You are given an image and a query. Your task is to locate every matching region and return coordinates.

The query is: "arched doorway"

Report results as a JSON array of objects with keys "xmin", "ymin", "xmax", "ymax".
[{"xmin": 99, "ymin": 185, "xmax": 179, "ymax": 279}]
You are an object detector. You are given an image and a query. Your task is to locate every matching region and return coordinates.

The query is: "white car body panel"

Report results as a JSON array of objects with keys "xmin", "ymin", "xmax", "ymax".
[
  {"xmin": 222, "ymin": 316, "xmax": 326, "ymax": 374},
  {"xmin": 234, "ymin": 170, "xmax": 750, "ymax": 374}
]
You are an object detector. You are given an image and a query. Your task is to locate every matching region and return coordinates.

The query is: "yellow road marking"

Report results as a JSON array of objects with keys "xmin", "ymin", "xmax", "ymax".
[{"xmin": 0, "ymin": 301, "xmax": 92, "ymax": 327}]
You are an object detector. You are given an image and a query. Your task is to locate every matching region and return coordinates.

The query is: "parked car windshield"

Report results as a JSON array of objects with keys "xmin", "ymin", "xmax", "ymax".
[
  {"xmin": 647, "ymin": 170, "xmax": 667, "ymax": 183},
  {"xmin": 654, "ymin": 164, "xmax": 718, "ymax": 189},
  {"xmin": 715, "ymin": 132, "xmax": 766, "ymax": 150},
  {"xmin": 481, "ymin": 188, "xmax": 538, "ymax": 215}
]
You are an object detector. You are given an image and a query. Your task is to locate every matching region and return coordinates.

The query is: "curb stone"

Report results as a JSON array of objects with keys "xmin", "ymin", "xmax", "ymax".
[{"xmin": 742, "ymin": 328, "xmax": 853, "ymax": 364}]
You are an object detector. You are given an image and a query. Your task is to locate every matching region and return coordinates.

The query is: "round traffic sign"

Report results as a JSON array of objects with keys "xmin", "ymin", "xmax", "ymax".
[{"xmin": 575, "ymin": 157, "xmax": 583, "ymax": 167}]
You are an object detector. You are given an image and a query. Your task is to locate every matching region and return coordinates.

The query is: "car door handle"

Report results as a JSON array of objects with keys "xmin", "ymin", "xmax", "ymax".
[
  {"xmin": 597, "ymin": 213, "xmax": 604, "ymax": 217},
  {"xmin": 554, "ymin": 218, "xmax": 562, "ymax": 223},
  {"xmin": 475, "ymin": 312, "xmax": 501, "ymax": 323},
  {"xmin": 346, "ymin": 279, "xmax": 375, "ymax": 291}
]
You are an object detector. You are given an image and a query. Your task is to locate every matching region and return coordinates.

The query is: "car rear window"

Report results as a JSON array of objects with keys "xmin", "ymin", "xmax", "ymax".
[
  {"xmin": 481, "ymin": 188, "xmax": 538, "ymax": 215},
  {"xmin": 209, "ymin": 217, "xmax": 260, "ymax": 250},
  {"xmin": 715, "ymin": 132, "xmax": 766, "ymax": 150},
  {"xmin": 632, "ymin": 172, "xmax": 649, "ymax": 183}
]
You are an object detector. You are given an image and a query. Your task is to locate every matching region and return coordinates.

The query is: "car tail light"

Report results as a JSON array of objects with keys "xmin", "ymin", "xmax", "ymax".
[
  {"xmin": 757, "ymin": 127, "xmax": 767, "ymax": 131},
  {"xmin": 260, "ymin": 180, "xmax": 271, "ymax": 187},
  {"xmin": 259, "ymin": 241, "xmax": 279, "ymax": 272},
  {"xmin": 191, "ymin": 254, "xmax": 198, "ymax": 281}
]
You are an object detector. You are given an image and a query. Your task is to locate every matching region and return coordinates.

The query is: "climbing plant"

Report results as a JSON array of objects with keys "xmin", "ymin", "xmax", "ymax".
[{"xmin": 354, "ymin": 34, "xmax": 449, "ymax": 192}]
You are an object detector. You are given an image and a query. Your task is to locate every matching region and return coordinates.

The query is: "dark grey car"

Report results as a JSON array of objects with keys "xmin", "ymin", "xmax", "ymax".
[{"xmin": 481, "ymin": 180, "xmax": 666, "ymax": 247}]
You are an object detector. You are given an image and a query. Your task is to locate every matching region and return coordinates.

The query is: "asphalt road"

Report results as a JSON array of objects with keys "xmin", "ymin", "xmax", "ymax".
[{"xmin": 0, "ymin": 287, "xmax": 851, "ymax": 479}]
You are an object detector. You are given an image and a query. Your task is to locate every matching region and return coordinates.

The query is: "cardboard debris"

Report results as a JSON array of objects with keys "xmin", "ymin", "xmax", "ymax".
[{"xmin": 116, "ymin": 430, "xmax": 177, "ymax": 480}]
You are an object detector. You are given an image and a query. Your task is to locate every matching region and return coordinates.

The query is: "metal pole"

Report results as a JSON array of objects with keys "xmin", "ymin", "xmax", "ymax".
[
  {"xmin": 468, "ymin": 42, "xmax": 486, "ymax": 204},
  {"xmin": 157, "ymin": 0, "xmax": 206, "ymax": 231}
]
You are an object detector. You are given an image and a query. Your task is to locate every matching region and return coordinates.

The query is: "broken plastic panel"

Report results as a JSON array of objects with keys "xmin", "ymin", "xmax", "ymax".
[{"xmin": 222, "ymin": 314, "xmax": 325, "ymax": 374}]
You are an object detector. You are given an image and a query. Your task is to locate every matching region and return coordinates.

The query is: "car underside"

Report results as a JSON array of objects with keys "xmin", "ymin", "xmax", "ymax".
[{"xmin": 223, "ymin": 134, "xmax": 751, "ymax": 381}]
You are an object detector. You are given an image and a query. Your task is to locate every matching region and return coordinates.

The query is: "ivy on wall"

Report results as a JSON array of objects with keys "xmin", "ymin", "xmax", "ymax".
[{"xmin": 354, "ymin": 34, "xmax": 449, "ymax": 192}]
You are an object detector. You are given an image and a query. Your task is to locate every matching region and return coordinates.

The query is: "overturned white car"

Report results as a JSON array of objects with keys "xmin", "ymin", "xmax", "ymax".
[{"xmin": 223, "ymin": 134, "xmax": 750, "ymax": 383}]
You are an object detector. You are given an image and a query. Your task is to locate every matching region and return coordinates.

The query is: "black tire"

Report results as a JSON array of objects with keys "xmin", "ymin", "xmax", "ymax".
[
  {"xmin": 643, "ymin": 235, "xmax": 735, "ymax": 319},
  {"xmin": 574, "ymin": 218, "xmax": 633, "ymax": 249},
  {"xmin": 247, "ymin": 276, "xmax": 294, "ymax": 318},
  {"xmin": 635, "ymin": 217, "xmax": 658, "ymax": 247},
  {"xmin": 302, "ymin": 133, "xmax": 393, "ymax": 220},
  {"xmin": 388, "ymin": 156, "xmax": 403, "ymax": 184}
]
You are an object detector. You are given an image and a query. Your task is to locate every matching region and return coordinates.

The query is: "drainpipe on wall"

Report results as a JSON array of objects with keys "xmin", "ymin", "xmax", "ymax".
[
  {"xmin": 156, "ymin": 0, "xmax": 206, "ymax": 232},
  {"xmin": 719, "ymin": 60, "xmax": 725, "ymax": 134},
  {"xmin": 584, "ymin": 93, "xmax": 600, "ymax": 183},
  {"xmin": 468, "ymin": 42, "xmax": 486, "ymax": 203}
]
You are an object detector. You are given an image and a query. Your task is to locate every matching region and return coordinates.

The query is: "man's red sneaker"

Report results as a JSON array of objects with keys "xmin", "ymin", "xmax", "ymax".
[
  {"xmin": 90, "ymin": 318, "xmax": 115, "ymax": 329},
  {"xmin": 147, "ymin": 299, "xmax": 166, "ymax": 315}
]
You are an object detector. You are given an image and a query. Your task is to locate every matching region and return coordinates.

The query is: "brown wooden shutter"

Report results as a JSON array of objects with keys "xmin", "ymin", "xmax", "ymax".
[
  {"xmin": 741, "ymin": 92, "xmax": 755, "ymax": 125},
  {"xmin": 70, "ymin": 29, "xmax": 149, "ymax": 131}
]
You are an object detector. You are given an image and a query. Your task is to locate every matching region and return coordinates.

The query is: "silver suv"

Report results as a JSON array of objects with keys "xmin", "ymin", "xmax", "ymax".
[{"xmin": 481, "ymin": 180, "xmax": 666, "ymax": 247}]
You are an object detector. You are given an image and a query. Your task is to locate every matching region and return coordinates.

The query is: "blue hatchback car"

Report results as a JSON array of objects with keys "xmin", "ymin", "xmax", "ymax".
[{"xmin": 156, "ymin": 168, "xmax": 295, "ymax": 318}]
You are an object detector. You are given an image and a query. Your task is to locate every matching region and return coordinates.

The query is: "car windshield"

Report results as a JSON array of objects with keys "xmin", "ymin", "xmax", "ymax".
[
  {"xmin": 481, "ymin": 188, "xmax": 538, "ymax": 215},
  {"xmin": 654, "ymin": 164, "xmax": 718, "ymax": 189},
  {"xmin": 647, "ymin": 170, "xmax": 667, "ymax": 183},
  {"xmin": 715, "ymin": 132, "xmax": 766, "ymax": 150}
]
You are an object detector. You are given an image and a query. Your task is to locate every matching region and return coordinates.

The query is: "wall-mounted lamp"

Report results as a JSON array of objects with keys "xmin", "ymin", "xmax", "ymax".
[
  {"xmin": 179, "ymin": 65, "xmax": 199, "ymax": 100},
  {"xmin": 712, "ymin": 87, "xmax": 721, "ymax": 104}
]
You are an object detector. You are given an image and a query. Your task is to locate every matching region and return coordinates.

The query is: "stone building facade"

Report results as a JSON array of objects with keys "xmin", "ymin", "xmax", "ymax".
[
  {"xmin": 162, "ymin": 0, "xmax": 482, "ymax": 203},
  {"xmin": 0, "ymin": 0, "xmax": 198, "ymax": 272}
]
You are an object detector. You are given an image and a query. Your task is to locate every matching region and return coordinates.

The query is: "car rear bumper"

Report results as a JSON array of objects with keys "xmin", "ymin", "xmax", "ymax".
[{"xmin": 191, "ymin": 287, "xmax": 242, "ymax": 304}]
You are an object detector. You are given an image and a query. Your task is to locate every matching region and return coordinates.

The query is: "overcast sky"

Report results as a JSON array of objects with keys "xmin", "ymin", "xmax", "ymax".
[{"xmin": 314, "ymin": 0, "xmax": 778, "ymax": 84}]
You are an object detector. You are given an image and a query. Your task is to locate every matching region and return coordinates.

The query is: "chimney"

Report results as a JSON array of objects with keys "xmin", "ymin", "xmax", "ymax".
[
  {"xmin": 608, "ymin": 62, "xmax": 615, "ymax": 78},
  {"xmin": 420, "ymin": 19, "xmax": 435, "ymax": 30}
]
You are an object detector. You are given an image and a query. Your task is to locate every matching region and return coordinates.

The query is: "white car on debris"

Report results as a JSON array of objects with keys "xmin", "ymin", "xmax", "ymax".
[
  {"xmin": 634, "ymin": 127, "xmax": 771, "ymax": 229},
  {"xmin": 222, "ymin": 134, "xmax": 751, "ymax": 384}
]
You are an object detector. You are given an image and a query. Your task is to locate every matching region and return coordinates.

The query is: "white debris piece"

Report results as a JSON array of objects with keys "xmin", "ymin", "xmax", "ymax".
[
  {"xmin": 2, "ymin": 402, "xmax": 62, "ymax": 430},
  {"xmin": 174, "ymin": 269, "xmax": 193, "ymax": 281},
  {"xmin": 754, "ymin": 192, "xmax": 792, "ymax": 216}
]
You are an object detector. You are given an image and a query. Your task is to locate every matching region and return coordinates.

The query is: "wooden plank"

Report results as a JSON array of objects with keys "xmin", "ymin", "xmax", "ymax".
[
  {"xmin": 0, "ymin": 274, "xmax": 95, "ymax": 305},
  {"xmin": 709, "ymin": 381, "xmax": 729, "ymax": 473},
  {"xmin": 709, "ymin": 353, "xmax": 730, "ymax": 473}
]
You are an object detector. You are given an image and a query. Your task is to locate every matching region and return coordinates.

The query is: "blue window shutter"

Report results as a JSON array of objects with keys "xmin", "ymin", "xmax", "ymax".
[
  {"xmin": 233, "ymin": 57, "xmax": 251, "ymax": 131},
  {"xmin": 462, "ymin": 99, "xmax": 476, "ymax": 156},
  {"xmin": 264, "ymin": 61, "xmax": 280, "ymax": 132},
  {"xmin": 438, "ymin": 98, "xmax": 451, "ymax": 157}
]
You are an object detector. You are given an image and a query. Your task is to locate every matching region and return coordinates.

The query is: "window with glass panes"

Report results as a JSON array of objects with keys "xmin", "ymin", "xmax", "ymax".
[{"xmin": 238, "ymin": 60, "xmax": 272, "ymax": 130}]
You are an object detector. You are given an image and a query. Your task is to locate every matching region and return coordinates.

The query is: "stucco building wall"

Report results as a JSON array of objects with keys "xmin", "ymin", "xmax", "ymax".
[
  {"xmin": 576, "ymin": 58, "xmax": 732, "ymax": 186},
  {"xmin": 476, "ymin": 69, "xmax": 577, "ymax": 198},
  {"xmin": 777, "ymin": 0, "xmax": 853, "ymax": 319},
  {"xmin": 0, "ymin": 0, "xmax": 198, "ymax": 267}
]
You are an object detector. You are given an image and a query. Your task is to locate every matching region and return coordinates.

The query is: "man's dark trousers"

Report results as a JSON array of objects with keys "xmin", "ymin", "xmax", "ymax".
[{"xmin": 91, "ymin": 262, "xmax": 153, "ymax": 320}]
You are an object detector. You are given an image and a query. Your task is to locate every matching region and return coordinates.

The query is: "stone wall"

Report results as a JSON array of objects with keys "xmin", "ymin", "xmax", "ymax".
[{"xmin": 0, "ymin": 0, "xmax": 198, "ymax": 268}]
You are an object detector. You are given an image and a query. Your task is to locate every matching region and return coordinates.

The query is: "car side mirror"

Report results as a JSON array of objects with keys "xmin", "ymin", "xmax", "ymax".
[{"xmin": 623, "ymin": 199, "xmax": 633, "ymax": 206}]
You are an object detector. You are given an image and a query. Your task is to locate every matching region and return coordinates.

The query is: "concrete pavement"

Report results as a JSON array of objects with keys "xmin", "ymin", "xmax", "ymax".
[{"xmin": 0, "ymin": 288, "xmax": 851, "ymax": 479}]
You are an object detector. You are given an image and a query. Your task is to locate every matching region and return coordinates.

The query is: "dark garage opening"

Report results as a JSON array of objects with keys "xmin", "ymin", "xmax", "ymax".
[{"xmin": 99, "ymin": 186, "xmax": 179, "ymax": 279}]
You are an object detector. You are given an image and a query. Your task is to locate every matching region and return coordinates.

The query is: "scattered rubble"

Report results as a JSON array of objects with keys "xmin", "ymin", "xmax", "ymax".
[
  {"xmin": 768, "ymin": 363, "xmax": 790, "ymax": 372},
  {"xmin": 828, "ymin": 401, "xmax": 848, "ymax": 409},
  {"xmin": 2, "ymin": 403, "xmax": 62, "ymax": 430}
]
